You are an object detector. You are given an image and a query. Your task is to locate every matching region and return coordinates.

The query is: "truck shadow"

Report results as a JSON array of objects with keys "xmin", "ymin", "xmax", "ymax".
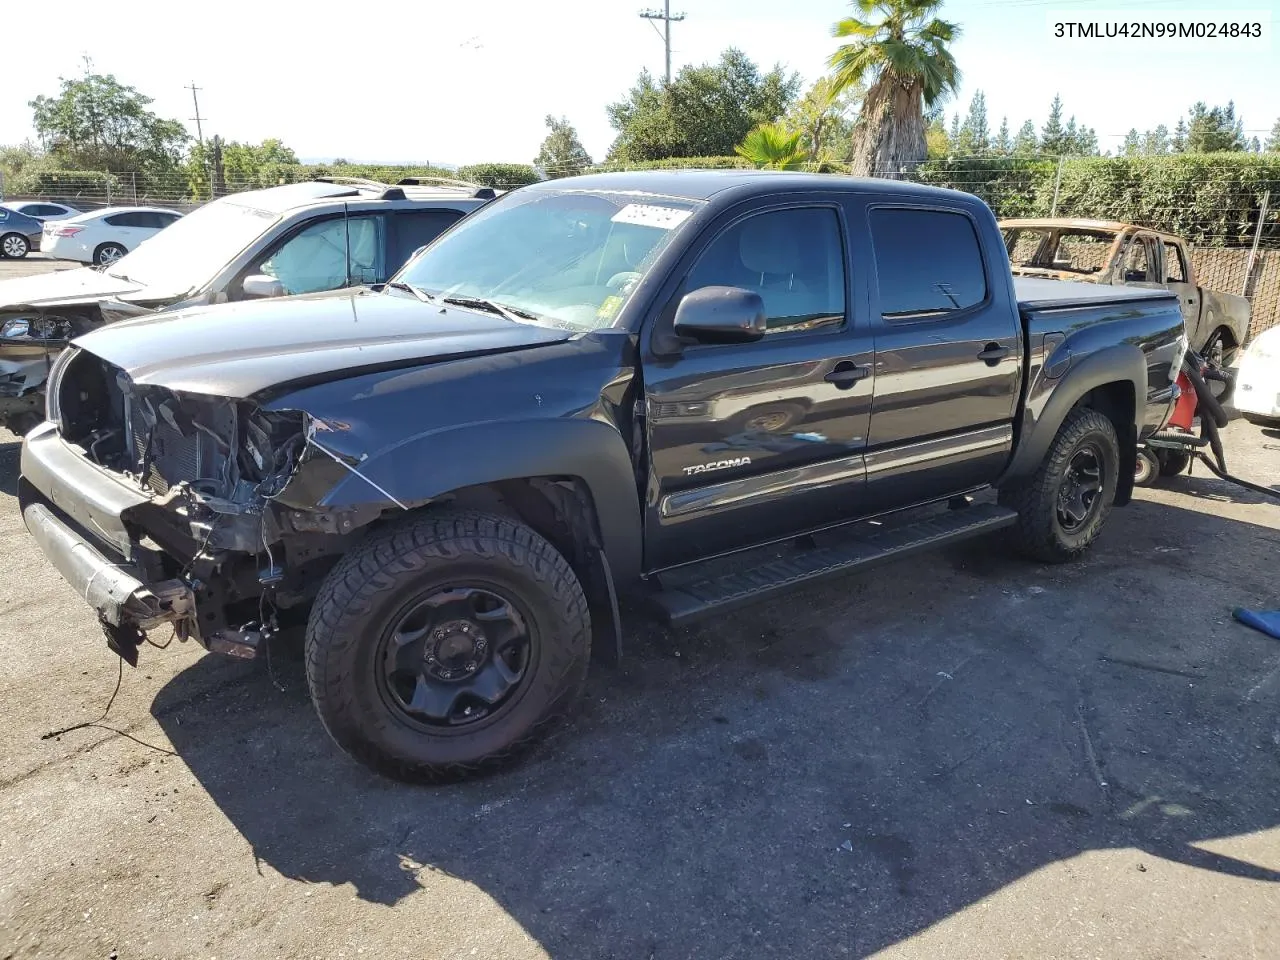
[{"xmin": 150, "ymin": 496, "xmax": 1280, "ymax": 958}]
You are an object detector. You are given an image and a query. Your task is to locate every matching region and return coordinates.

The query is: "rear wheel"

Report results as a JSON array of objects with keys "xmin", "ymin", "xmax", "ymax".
[
  {"xmin": 94, "ymin": 242, "xmax": 126, "ymax": 266},
  {"xmin": 1, "ymin": 233, "xmax": 29, "ymax": 259},
  {"xmin": 305, "ymin": 510, "xmax": 591, "ymax": 783},
  {"xmin": 1000, "ymin": 407, "xmax": 1120, "ymax": 563}
]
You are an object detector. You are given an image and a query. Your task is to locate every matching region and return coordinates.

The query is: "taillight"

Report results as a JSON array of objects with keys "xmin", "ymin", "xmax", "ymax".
[{"xmin": 49, "ymin": 225, "xmax": 83, "ymax": 237}]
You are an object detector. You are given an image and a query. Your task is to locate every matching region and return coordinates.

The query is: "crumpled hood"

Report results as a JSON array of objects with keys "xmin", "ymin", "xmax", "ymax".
[
  {"xmin": 72, "ymin": 290, "xmax": 574, "ymax": 399},
  {"xmin": 0, "ymin": 267, "xmax": 153, "ymax": 308}
]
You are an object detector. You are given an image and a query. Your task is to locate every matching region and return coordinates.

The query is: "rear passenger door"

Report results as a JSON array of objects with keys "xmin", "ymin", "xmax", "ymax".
[
  {"xmin": 102, "ymin": 211, "xmax": 152, "ymax": 249},
  {"xmin": 642, "ymin": 199, "xmax": 876, "ymax": 569},
  {"xmin": 861, "ymin": 203, "xmax": 1023, "ymax": 509}
]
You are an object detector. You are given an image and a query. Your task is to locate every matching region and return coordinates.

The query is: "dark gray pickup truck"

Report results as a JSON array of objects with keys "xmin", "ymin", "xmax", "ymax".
[{"xmin": 20, "ymin": 171, "xmax": 1186, "ymax": 782}]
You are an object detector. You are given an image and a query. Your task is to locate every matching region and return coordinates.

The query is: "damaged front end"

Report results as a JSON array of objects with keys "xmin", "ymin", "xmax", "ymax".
[{"xmin": 23, "ymin": 347, "xmax": 382, "ymax": 664}]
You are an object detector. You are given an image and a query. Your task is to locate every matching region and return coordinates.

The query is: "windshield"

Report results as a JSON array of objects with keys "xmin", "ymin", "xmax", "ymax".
[
  {"xmin": 1003, "ymin": 227, "xmax": 1115, "ymax": 276},
  {"xmin": 393, "ymin": 189, "xmax": 703, "ymax": 330},
  {"xmin": 105, "ymin": 197, "xmax": 280, "ymax": 292}
]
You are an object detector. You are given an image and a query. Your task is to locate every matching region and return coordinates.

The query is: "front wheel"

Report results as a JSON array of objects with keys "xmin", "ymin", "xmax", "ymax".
[
  {"xmin": 1, "ymin": 233, "xmax": 30, "ymax": 259},
  {"xmin": 305, "ymin": 510, "xmax": 591, "ymax": 783},
  {"xmin": 1000, "ymin": 407, "xmax": 1120, "ymax": 563}
]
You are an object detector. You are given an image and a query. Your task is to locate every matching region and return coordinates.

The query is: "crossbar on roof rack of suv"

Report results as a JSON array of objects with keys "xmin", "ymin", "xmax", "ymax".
[{"xmin": 311, "ymin": 174, "xmax": 496, "ymax": 201}]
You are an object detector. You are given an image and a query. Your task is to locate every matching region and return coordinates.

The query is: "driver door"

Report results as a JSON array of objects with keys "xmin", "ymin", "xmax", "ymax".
[{"xmin": 236, "ymin": 214, "xmax": 387, "ymax": 299}]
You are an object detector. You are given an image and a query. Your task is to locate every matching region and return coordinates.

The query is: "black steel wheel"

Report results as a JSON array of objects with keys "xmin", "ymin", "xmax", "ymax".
[
  {"xmin": 306, "ymin": 509, "xmax": 590, "ymax": 783},
  {"xmin": 1058, "ymin": 442, "xmax": 1105, "ymax": 529},
  {"xmin": 1000, "ymin": 407, "xmax": 1120, "ymax": 563},
  {"xmin": 377, "ymin": 585, "xmax": 532, "ymax": 730}
]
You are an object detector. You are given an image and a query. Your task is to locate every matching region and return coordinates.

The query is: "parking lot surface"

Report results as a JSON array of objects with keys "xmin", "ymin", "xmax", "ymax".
[{"xmin": 0, "ymin": 256, "xmax": 1278, "ymax": 959}]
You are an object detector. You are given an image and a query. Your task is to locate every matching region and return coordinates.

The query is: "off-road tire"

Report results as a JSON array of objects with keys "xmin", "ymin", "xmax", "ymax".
[
  {"xmin": 305, "ymin": 509, "xmax": 590, "ymax": 783},
  {"xmin": 999, "ymin": 407, "xmax": 1120, "ymax": 563}
]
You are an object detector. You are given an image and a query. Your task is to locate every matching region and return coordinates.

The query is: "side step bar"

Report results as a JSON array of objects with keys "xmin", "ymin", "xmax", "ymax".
[{"xmin": 651, "ymin": 503, "xmax": 1018, "ymax": 626}]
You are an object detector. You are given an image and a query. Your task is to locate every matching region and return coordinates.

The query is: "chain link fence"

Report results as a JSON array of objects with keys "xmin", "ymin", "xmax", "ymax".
[{"xmin": 4, "ymin": 156, "xmax": 1278, "ymax": 336}]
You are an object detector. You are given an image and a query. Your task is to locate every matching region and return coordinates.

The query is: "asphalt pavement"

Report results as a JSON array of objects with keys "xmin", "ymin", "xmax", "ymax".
[{"xmin": 0, "ymin": 253, "xmax": 1278, "ymax": 959}]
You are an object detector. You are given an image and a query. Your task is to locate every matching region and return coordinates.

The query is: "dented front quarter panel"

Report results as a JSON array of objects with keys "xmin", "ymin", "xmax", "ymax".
[{"xmin": 265, "ymin": 331, "xmax": 646, "ymax": 582}]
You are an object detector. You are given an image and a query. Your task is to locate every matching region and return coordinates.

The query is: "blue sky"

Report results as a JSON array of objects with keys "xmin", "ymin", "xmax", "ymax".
[{"xmin": 2, "ymin": 0, "xmax": 1276, "ymax": 167}]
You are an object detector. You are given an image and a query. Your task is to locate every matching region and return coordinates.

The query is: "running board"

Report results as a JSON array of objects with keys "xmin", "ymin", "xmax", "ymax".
[{"xmin": 651, "ymin": 503, "xmax": 1017, "ymax": 627}]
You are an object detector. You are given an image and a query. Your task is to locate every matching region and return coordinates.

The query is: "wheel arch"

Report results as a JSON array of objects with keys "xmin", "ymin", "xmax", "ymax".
[
  {"xmin": 314, "ymin": 418, "xmax": 642, "ymax": 662},
  {"xmin": 1001, "ymin": 343, "xmax": 1142, "ymax": 506}
]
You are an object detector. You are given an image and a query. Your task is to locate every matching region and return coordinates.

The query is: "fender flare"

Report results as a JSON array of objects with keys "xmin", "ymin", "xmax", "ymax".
[
  {"xmin": 1001, "ymin": 342, "xmax": 1145, "ymax": 494},
  {"xmin": 315, "ymin": 417, "xmax": 644, "ymax": 583}
]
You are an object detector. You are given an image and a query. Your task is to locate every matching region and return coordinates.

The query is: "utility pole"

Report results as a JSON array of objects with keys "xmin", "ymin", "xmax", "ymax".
[
  {"xmin": 187, "ymin": 82, "xmax": 206, "ymax": 147},
  {"xmin": 639, "ymin": 1, "xmax": 686, "ymax": 85}
]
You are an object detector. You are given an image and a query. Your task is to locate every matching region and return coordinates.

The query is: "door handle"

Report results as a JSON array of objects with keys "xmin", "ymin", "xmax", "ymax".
[
  {"xmin": 825, "ymin": 361, "xmax": 870, "ymax": 389},
  {"xmin": 977, "ymin": 343, "xmax": 1010, "ymax": 365}
]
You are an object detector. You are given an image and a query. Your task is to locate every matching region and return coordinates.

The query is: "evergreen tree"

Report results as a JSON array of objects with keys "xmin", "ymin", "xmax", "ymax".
[
  {"xmin": 1142, "ymin": 124, "xmax": 1169, "ymax": 155},
  {"xmin": 993, "ymin": 116, "xmax": 1011, "ymax": 155},
  {"xmin": 1012, "ymin": 119, "xmax": 1038, "ymax": 156},
  {"xmin": 1121, "ymin": 129, "xmax": 1141, "ymax": 157},
  {"xmin": 1171, "ymin": 119, "xmax": 1188, "ymax": 152},
  {"xmin": 955, "ymin": 90, "xmax": 990, "ymax": 155},
  {"xmin": 1267, "ymin": 117, "xmax": 1280, "ymax": 152},
  {"xmin": 1040, "ymin": 94, "xmax": 1066, "ymax": 155}
]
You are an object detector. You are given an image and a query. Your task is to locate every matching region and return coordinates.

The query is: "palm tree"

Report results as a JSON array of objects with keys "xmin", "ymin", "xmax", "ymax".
[
  {"xmin": 735, "ymin": 122, "xmax": 811, "ymax": 170},
  {"xmin": 829, "ymin": 0, "xmax": 960, "ymax": 178}
]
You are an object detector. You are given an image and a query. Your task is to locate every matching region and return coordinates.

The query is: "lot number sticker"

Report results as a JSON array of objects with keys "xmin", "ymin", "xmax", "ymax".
[{"xmin": 611, "ymin": 203, "xmax": 692, "ymax": 229}]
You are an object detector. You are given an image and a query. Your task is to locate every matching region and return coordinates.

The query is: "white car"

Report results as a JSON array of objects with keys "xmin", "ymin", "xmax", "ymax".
[
  {"xmin": 1234, "ymin": 326, "xmax": 1280, "ymax": 423},
  {"xmin": 42, "ymin": 206, "xmax": 183, "ymax": 266},
  {"xmin": 0, "ymin": 201, "xmax": 80, "ymax": 222}
]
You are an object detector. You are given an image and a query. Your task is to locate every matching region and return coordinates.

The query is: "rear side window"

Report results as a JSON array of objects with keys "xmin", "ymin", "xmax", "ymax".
[
  {"xmin": 870, "ymin": 208, "xmax": 987, "ymax": 319},
  {"xmin": 104, "ymin": 212, "xmax": 147, "ymax": 227},
  {"xmin": 1164, "ymin": 242, "xmax": 1186, "ymax": 282},
  {"xmin": 390, "ymin": 209, "xmax": 465, "ymax": 268}
]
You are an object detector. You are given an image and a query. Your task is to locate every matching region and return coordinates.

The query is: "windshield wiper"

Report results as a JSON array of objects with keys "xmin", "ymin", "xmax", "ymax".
[
  {"xmin": 385, "ymin": 281, "xmax": 435, "ymax": 303},
  {"xmin": 442, "ymin": 295, "xmax": 540, "ymax": 324}
]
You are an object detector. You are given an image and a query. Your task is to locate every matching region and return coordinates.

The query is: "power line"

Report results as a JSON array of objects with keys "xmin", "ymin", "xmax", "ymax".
[
  {"xmin": 639, "ymin": 1, "xmax": 686, "ymax": 85},
  {"xmin": 187, "ymin": 82, "xmax": 206, "ymax": 147}
]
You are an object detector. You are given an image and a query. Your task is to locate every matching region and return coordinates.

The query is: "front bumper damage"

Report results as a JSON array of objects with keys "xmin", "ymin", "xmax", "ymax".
[
  {"xmin": 22, "ymin": 500, "xmax": 194, "ymax": 664},
  {"xmin": 20, "ymin": 391, "xmax": 373, "ymax": 670}
]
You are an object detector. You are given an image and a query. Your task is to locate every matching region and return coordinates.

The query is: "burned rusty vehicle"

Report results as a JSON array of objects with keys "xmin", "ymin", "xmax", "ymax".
[
  {"xmin": 999, "ymin": 218, "xmax": 1249, "ymax": 365},
  {"xmin": 22, "ymin": 172, "xmax": 1186, "ymax": 782}
]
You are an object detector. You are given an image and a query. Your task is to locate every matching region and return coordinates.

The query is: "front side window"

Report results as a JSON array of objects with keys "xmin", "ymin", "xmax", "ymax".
[
  {"xmin": 1164, "ymin": 242, "xmax": 1187, "ymax": 282},
  {"xmin": 395, "ymin": 189, "xmax": 702, "ymax": 330},
  {"xmin": 871, "ymin": 208, "xmax": 987, "ymax": 319},
  {"xmin": 258, "ymin": 216, "xmax": 384, "ymax": 295},
  {"xmin": 685, "ymin": 207, "xmax": 846, "ymax": 333}
]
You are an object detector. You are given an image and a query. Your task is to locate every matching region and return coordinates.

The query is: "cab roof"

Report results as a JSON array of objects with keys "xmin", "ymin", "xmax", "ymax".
[{"xmin": 523, "ymin": 169, "xmax": 979, "ymax": 204}]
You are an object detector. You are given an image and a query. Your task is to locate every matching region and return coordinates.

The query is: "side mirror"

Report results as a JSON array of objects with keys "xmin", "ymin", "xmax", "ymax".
[
  {"xmin": 674, "ymin": 286, "xmax": 767, "ymax": 344},
  {"xmin": 242, "ymin": 274, "xmax": 286, "ymax": 299}
]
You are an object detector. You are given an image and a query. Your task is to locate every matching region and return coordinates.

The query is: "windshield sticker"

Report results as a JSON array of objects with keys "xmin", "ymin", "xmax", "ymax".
[
  {"xmin": 596, "ymin": 295, "xmax": 624, "ymax": 321},
  {"xmin": 611, "ymin": 203, "xmax": 692, "ymax": 230}
]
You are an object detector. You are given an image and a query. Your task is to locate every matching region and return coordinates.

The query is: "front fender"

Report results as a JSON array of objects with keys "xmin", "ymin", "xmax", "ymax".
[{"xmin": 316, "ymin": 417, "xmax": 643, "ymax": 583}]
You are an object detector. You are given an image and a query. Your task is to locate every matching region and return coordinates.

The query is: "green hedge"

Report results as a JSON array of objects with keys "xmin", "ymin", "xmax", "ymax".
[
  {"xmin": 9, "ymin": 169, "xmax": 118, "ymax": 198},
  {"xmin": 913, "ymin": 154, "xmax": 1280, "ymax": 246},
  {"xmin": 591, "ymin": 155, "xmax": 752, "ymax": 171},
  {"xmin": 455, "ymin": 163, "xmax": 541, "ymax": 188}
]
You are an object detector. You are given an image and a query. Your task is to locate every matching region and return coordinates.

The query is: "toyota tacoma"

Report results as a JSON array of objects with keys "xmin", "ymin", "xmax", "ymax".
[{"xmin": 21, "ymin": 171, "xmax": 1186, "ymax": 782}]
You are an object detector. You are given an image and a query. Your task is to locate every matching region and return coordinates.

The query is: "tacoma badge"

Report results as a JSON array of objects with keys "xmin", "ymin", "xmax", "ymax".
[{"xmin": 683, "ymin": 457, "xmax": 751, "ymax": 476}]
